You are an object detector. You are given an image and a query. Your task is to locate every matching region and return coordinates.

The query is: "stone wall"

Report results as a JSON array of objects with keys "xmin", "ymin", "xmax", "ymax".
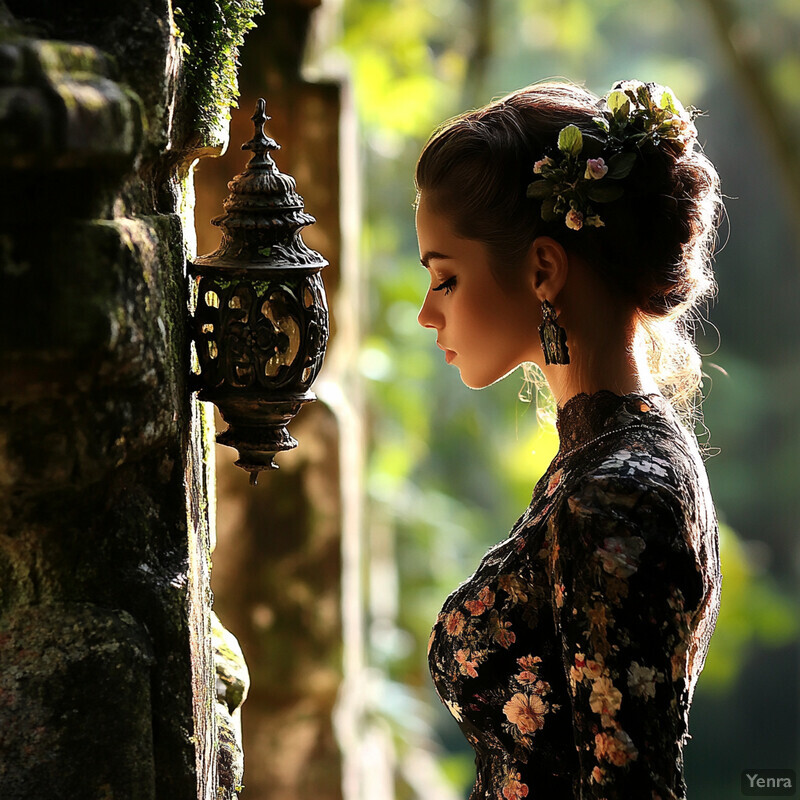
[{"xmin": 0, "ymin": 1, "xmax": 260, "ymax": 797}]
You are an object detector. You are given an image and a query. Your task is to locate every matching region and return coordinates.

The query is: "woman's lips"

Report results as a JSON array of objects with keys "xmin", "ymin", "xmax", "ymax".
[{"xmin": 437, "ymin": 343, "xmax": 456, "ymax": 364}]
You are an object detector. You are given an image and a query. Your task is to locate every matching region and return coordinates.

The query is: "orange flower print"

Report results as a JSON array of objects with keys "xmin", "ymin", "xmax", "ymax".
[
  {"xmin": 444, "ymin": 609, "xmax": 466, "ymax": 637},
  {"xmin": 516, "ymin": 654, "xmax": 543, "ymax": 685},
  {"xmin": 528, "ymin": 501, "xmax": 553, "ymax": 529},
  {"xmin": 465, "ymin": 585, "xmax": 496, "ymax": 616},
  {"xmin": 569, "ymin": 652, "xmax": 586, "ymax": 690},
  {"xmin": 498, "ymin": 574, "xmax": 528, "ymax": 604},
  {"xmin": 554, "ymin": 581, "xmax": 566, "ymax": 609},
  {"xmin": 671, "ymin": 640, "xmax": 689, "ymax": 681},
  {"xmin": 455, "ymin": 648, "xmax": 479, "ymax": 678},
  {"xmin": 531, "ymin": 679, "xmax": 551, "ymax": 696},
  {"xmin": 590, "ymin": 765, "xmax": 606, "ymax": 785},
  {"xmin": 444, "ymin": 698, "xmax": 463, "ymax": 722},
  {"xmin": 503, "ymin": 692, "xmax": 547, "ymax": 735},
  {"xmin": 488, "ymin": 610, "xmax": 516, "ymax": 648},
  {"xmin": 586, "ymin": 602, "xmax": 609, "ymax": 637},
  {"xmin": 627, "ymin": 661, "xmax": 660, "ymax": 699},
  {"xmin": 584, "ymin": 654, "xmax": 605, "ymax": 681},
  {"xmin": 594, "ymin": 729, "xmax": 639, "ymax": 766},
  {"xmin": 546, "ymin": 468, "xmax": 564, "ymax": 496},
  {"xmin": 502, "ymin": 771, "xmax": 530, "ymax": 799},
  {"xmin": 496, "ymin": 626, "xmax": 516, "ymax": 648},
  {"xmin": 589, "ymin": 676, "xmax": 623, "ymax": 719},
  {"xmin": 570, "ymin": 651, "xmax": 606, "ymax": 689}
]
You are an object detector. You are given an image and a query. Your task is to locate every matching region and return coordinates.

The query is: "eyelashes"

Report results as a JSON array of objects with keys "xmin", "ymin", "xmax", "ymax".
[{"xmin": 432, "ymin": 276, "xmax": 457, "ymax": 295}]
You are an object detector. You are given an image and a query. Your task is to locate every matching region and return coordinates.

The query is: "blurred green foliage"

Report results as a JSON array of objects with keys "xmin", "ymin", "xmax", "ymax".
[
  {"xmin": 702, "ymin": 523, "xmax": 799, "ymax": 690},
  {"xmin": 331, "ymin": 0, "xmax": 800, "ymax": 794}
]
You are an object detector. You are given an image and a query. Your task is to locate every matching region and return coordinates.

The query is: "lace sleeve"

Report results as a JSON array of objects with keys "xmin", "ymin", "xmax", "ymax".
[{"xmin": 550, "ymin": 471, "xmax": 705, "ymax": 800}]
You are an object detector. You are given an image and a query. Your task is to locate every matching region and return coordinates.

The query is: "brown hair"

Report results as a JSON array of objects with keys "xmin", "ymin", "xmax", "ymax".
[{"xmin": 415, "ymin": 81, "xmax": 722, "ymax": 420}]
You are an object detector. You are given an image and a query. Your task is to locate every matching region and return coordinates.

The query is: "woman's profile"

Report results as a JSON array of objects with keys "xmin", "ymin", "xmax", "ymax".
[{"xmin": 416, "ymin": 80, "xmax": 723, "ymax": 799}]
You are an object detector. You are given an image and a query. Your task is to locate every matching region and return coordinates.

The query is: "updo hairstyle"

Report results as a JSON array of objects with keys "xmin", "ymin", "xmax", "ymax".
[{"xmin": 415, "ymin": 82, "xmax": 722, "ymax": 420}]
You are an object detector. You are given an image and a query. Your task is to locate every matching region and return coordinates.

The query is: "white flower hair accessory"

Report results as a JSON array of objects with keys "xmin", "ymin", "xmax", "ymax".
[{"xmin": 526, "ymin": 80, "xmax": 700, "ymax": 231}]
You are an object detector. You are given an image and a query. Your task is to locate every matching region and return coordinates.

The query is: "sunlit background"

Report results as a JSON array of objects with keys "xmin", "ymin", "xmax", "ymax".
[{"xmin": 201, "ymin": 0, "xmax": 800, "ymax": 797}]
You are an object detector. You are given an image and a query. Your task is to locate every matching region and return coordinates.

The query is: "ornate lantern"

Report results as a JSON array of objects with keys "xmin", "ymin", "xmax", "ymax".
[{"xmin": 190, "ymin": 99, "xmax": 329, "ymax": 484}]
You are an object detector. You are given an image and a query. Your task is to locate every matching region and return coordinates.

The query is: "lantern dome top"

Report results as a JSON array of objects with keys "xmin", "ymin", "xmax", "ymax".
[{"xmin": 193, "ymin": 98, "xmax": 327, "ymax": 273}]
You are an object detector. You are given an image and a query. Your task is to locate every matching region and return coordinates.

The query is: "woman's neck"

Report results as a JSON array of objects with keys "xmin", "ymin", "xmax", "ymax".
[
  {"xmin": 536, "ymin": 253, "xmax": 661, "ymax": 406},
  {"xmin": 542, "ymin": 321, "xmax": 659, "ymax": 407}
]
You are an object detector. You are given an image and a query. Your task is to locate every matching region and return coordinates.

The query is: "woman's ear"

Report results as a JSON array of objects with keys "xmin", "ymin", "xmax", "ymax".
[{"xmin": 525, "ymin": 236, "xmax": 569, "ymax": 302}]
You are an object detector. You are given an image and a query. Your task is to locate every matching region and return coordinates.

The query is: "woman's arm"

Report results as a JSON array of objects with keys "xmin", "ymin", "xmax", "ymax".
[{"xmin": 551, "ymin": 470, "xmax": 705, "ymax": 800}]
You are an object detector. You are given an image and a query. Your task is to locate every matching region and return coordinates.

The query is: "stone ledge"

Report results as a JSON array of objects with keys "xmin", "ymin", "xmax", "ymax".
[{"xmin": 0, "ymin": 38, "xmax": 144, "ymax": 169}]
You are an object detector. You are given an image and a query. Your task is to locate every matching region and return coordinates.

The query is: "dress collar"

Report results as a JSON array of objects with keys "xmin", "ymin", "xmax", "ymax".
[{"xmin": 555, "ymin": 390, "xmax": 671, "ymax": 453}]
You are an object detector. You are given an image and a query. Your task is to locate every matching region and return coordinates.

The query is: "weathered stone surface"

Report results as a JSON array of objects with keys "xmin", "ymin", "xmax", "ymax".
[
  {"xmin": 213, "ymin": 611, "xmax": 249, "ymax": 798},
  {"xmin": 213, "ymin": 610, "xmax": 250, "ymax": 715},
  {"xmin": 0, "ymin": 0, "xmax": 261, "ymax": 796},
  {"xmin": 0, "ymin": 39, "xmax": 144, "ymax": 169},
  {"xmin": 0, "ymin": 603, "xmax": 156, "ymax": 798}
]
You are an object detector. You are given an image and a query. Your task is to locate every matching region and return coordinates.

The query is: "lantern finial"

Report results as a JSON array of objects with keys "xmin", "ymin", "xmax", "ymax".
[{"xmin": 241, "ymin": 98, "xmax": 279, "ymax": 168}]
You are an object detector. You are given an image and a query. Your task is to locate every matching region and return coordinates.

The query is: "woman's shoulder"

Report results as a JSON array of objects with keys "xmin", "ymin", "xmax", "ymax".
[
  {"xmin": 573, "ymin": 425, "xmax": 694, "ymax": 507},
  {"xmin": 549, "ymin": 394, "xmax": 717, "ymax": 558},
  {"xmin": 555, "ymin": 391, "xmax": 710, "ymax": 511}
]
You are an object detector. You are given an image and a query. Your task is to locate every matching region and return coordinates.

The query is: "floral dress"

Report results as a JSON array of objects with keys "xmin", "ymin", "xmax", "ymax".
[{"xmin": 427, "ymin": 391, "xmax": 722, "ymax": 800}]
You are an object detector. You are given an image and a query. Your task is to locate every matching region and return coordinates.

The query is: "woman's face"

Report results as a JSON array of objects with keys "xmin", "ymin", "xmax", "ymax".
[{"xmin": 416, "ymin": 195, "xmax": 541, "ymax": 389}]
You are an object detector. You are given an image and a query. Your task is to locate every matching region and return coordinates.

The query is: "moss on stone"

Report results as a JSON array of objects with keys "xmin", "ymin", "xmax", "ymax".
[
  {"xmin": 33, "ymin": 39, "xmax": 110, "ymax": 79},
  {"xmin": 211, "ymin": 610, "xmax": 249, "ymax": 713},
  {"xmin": 173, "ymin": 1, "xmax": 263, "ymax": 129}
]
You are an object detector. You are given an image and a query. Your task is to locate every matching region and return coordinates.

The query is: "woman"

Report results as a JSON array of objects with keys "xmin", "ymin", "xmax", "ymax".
[{"xmin": 416, "ymin": 81, "xmax": 723, "ymax": 799}]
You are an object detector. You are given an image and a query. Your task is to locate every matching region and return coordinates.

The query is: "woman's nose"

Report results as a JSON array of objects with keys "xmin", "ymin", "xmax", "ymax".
[{"xmin": 417, "ymin": 289, "xmax": 440, "ymax": 330}]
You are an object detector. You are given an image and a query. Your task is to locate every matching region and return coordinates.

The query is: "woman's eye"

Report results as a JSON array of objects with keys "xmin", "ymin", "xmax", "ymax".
[{"xmin": 432, "ymin": 276, "xmax": 457, "ymax": 295}]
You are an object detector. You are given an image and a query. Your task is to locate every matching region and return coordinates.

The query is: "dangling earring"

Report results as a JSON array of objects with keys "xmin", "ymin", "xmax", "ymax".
[{"xmin": 538, "ymin": 299, "xmax": 570, "ymax": 365}]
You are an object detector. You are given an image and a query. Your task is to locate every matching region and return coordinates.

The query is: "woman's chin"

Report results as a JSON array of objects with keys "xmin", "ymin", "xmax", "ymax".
[
  {"xmin": 459, "ymin": 368, "xmax": 510, "ymax": 391},
  {"xmin": 457, "ymin": 368, "xmax": 486, "ymax": 391},
  {"xmin": 464, "ymin": 364, "xmax": 528, "ymax": 391}
]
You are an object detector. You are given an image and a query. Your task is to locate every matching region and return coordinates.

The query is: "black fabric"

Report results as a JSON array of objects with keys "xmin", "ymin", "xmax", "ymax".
[{"xmin": 427, "ymin": 391, "xmax": 722, "ymax": 800}]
